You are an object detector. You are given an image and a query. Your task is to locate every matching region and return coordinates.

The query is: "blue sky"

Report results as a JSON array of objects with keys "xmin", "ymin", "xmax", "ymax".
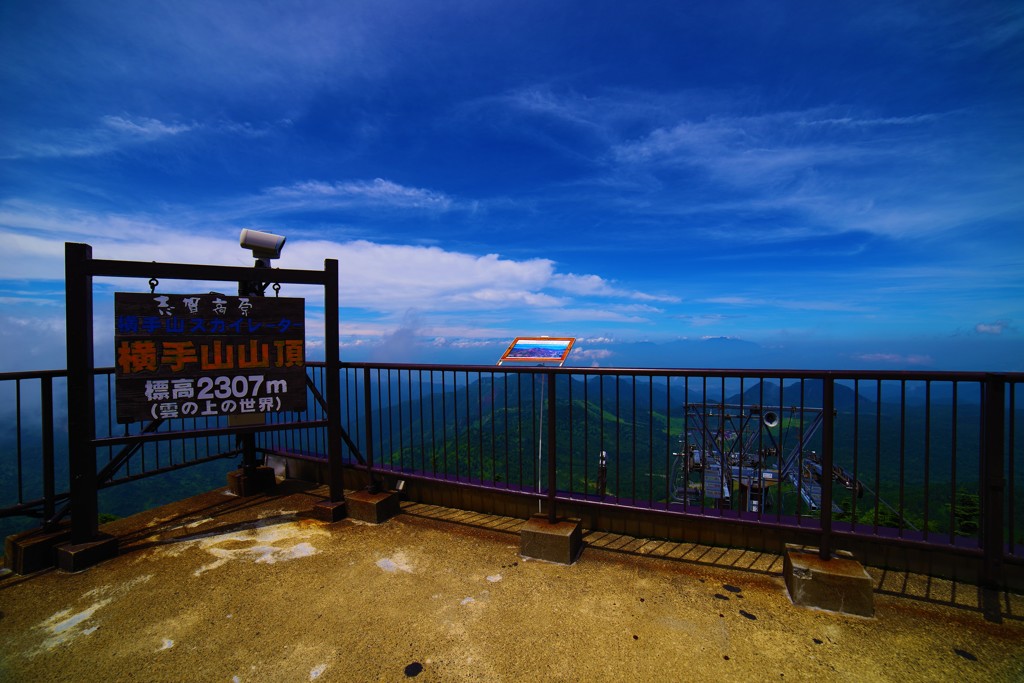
[{"xmin": 1, "ymin": 1, "xmax": 1022, "ymax": 372}]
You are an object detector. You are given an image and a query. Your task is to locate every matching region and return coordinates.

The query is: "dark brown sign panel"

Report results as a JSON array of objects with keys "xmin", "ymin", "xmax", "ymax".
[{"xmin": 114, "ymin": 292, "xmax": 306, "ymax": 423}]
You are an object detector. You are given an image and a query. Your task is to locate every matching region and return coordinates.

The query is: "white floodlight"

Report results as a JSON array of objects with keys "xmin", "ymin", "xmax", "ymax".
[{"xmin": 239, "ymin": 228, "xmax": 286, "ymax": 260}]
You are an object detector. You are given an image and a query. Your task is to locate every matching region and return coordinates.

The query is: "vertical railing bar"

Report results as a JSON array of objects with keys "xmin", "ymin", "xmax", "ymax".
[
  {"xmin": 378, "ymin": 368, "xmax": 386, "ymax": 470},
  {"xmin": 923, "ymin": 380, "xmax": 932, "ymax": 540},
  {"xmin": 405, "ymin": 368, "xmax": 413, "ymax": 469},
  {"xmin": 311, "ymin": 367, "xmax": 317, "ymax": 455},
  {"xmin": 430, "ymin": 370, "xmax": 437, "ymax": 478},
  {"xmin": 665, "ymin": 376, "xmax": 672, "ymax": 510},
  {"xmin": 16, "ymin": 379, "xmax": 24, "ymax": 504},
  {"xmin": 395, "ymin": 369, "xmax": 403, "ymax": 469},
  {"xmin": 303, "ymin": 369, "xmax": 310, "ymax": 453},
  {"xmin": 1008, "ymin": 382, "xmax": 1017, "ymax": 559},
  {"xmin": 320, "ymin": 366, "xmax": 325, "ymax": 457},
  {"xmin": 874, "ymin": 381, "xmax": 882, "ymax": 534},
  {"xmin": 387, "ymin": 368, "xmax": 395, "ymax": 471},
  {"xmin": 584, "ymin": 373, "xmax": 590, "ymax": 498},
  {"xmin": 899, "ymin": 380, "xmax": 907, "ymax": 537},
  {"xmin": 568, "ymin": 373, "xmax": 574, "ymax": 497},
  {"xmin": 442, "ymin": 371, "xmax": 449, "ymax": 479},
  {"xmin": 684, "ymin": 375, "xmax": 691, "ymax": 511},
  {"xmin": 756, "ymin": 376, "xmax": 764, "ymax": 521},
  {"xmin": 723, "ymin": 375, "xmax": 728, "ymax": 516},
  {"xmin": 537, "ymin": 372, "xmax": 544, "ymax": 499},
  {"xmin": 345, "ymin": 366, "xmax": 354, "ymax": 457},
  {"xmin": 312, "ymin": 366, "xmax": 318, "ymax": 455},
  {"xmin": 477, "ymin": 370, "xmax": 485, "ymax": 483},
  {"xmin": 797, "ymin": 378, "xmax": 806, "ymax": 522},
  {"xmin": 472, "ymin": 371, "xmax": 479, "ymax": 481},
  {"xmin": 547, "ymin": 370, "xmax": 557, "ymax": 523},
  {"xmin": 535, "ymin": 372, "xmax": 541, "ymax": 496},
  {"xmin": 819, "ymin": 373, "xmax": 835, "ymax": 560},
  {"xmin": 599, "ymin": 375, "xmax": 605, "ymax": 499},
  {"xmin": 454, "ymin": 371, "xmax": 461, "ymax": 481},
  {"xmin": 309, "ymin": 366, "xmax": 315, "ymax": 456},
  {"xmin": 700, "ymin": 375, "xmax": 707, "ymax": 515},
  {"xmin": 42, "ymin": 377, "xmax": 56, "ymax": 526},
  {"xmin": 648, "ymin": 377, "xmax": 653, "ymax": 507},
  {"xmin": 950, "ymin": 382, "xmax": 958, "ymax": 545},
  {"xmin": 631, "ymin": 374, "xmax": 637, "ymax": 504},
  {"xmin": 615, "ymin": 375, "xmax": 621, "ymax": 504},
  {"xmin": 491, "ymin": 374, "xmax": 499, "ymax": 485},
  {"xmin": 777, "ymin": 376, "xmax": 784, "ymax": 523},
  {"xmin": 456, "ymin": 370, "xmax": 464, "ymax": 481},
  {"xmin": 503, "ymin": 371, "xmax": 509, "ymax": 488},
  {"xmin": 517, "ymin": 372, "xmax": 523, "ymax": 489},
  {"xmin": 350, "ymin": 368, "xmax": 359, "ymax": 458},
  {"xmin": 363, "ymin": 367, "xmax": 376, "ymax": 492},
  {"xmin": 418, "ymin": 370, "xmax": 425, "ymax": 474},
  {"xmin": 106, "ymin": 373, "xmax": 114, "ymax": 463},
  {"xmin": 851, "ymin": 379, "xmax": 860, "ymax": 531},
  {"xmin": 741, "ymin": 376, "xmax": 749, "ymax": 516}
]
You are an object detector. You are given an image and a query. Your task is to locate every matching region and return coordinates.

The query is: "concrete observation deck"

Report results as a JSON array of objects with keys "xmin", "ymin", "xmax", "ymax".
[{"xmin": 2, "ymin": 480, "xmax": 1022, "ymax": 682}]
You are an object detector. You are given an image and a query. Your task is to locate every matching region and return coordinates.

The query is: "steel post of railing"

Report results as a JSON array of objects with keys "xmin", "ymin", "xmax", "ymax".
[
  {"xmin": 982, "ymin": 374, "xmax": 1006, "ymax": 622},
  {"xmin": 323, "ymin": 259, "xmax": 343, "ymax": 502},
  {"xmin": 819, "ymin": 374, "xmax": 835, "ymax": 560},
  {"xmin": 65, "ymin": 242, "xmax": 100, "ymax": 544},
  {"xmin": 547, "ymin": 370, "xmax": 558, "ymax": 523}
]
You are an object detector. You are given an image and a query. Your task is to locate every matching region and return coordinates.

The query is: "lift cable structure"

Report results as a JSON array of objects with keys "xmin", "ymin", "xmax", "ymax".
[{"xmin": 670, "ymin": 403, "xmax": 849, "ymax": 514}]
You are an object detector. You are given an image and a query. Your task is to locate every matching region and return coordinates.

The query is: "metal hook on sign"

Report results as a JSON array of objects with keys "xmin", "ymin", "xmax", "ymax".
[
  {"xmin": 149, "ymin": 278, "xmax": 159, "ymax": 293},
  {"xmin": 272, "ymin": 282, "xmax": 281, "ymax": 297}
]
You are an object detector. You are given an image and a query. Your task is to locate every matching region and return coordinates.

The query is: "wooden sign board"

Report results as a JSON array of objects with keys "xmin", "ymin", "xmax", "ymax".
[{"xmin": 114, "ymin": 292, "xmax": 306, "ymax": 423}]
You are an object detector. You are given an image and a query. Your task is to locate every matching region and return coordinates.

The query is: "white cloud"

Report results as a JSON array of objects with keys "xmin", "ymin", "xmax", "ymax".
[
  {"xmin": 0, "ymin": 200, "xmax": 674, "ymax": 334},
  {"xmin": 852, "ymin": 352, "xmax": 934, "ymax": 366},
  {"xmin": 612, "ymin": 110, "xmax": 896, "ymax": 194},
  {"xmin": 573, "ymin": 347, "xmax": 614, "ymax": 361},
  {"xmin": 605, "ymin": 103, "xmax": 1024, "ymax": 243},
  {"xmin": 798, "ymin": 114, "xmax": 943, "ymax": 128},
  {"xmin": 703, "ymin": 295, "xmax": 868, "ymax": 313},
  {"xmin": 264, "ymin": 179, "xmax": 454, "ymax": 211},
  {"xmin": 0, "ymin": 315, "xmax": 68, "ymax": 371},
  {"xmin": 551, "ymin": 273, "xmax": 679, "ymax": 303},
  {"xmin": 99, "ymin": 115, "xmax": 193, "ymax": 138},
  {"xmin": 975, "ymin": 321, "xmax": 1010, "ymax": 335},
  {"xmin": 2, "ymin": 115, "xmax": 197, "ymax": 159}
]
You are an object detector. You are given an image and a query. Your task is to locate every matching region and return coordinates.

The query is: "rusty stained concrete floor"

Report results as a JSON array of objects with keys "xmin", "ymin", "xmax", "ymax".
[{"xmin": 1, "ymin": 480, "xmax": 1023, "ymax": 683}]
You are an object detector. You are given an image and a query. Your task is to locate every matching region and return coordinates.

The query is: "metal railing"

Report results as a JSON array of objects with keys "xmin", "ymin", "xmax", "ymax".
[
  {"xmin": 0, "ymin": 367, "xmax": 246, "ymax": 534},
  {"xmin": 4, "ymin": 362, "xmax": 1022, "ymax": 592},
  {"xmin": 260, "ymin": 363, "xmax": 1023, "ymax": 572}
]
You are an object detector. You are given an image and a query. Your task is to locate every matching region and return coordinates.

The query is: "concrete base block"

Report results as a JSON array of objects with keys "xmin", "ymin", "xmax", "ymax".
[
  {"xmin": 311, "ymin": 499, "xmax": 348, "ymax": 523},
  {"xmin": 520, "ymin": 514, "xmax": 582, "ymax": 565},
  {"xmin": 345, "ymin": 490, "xmax": 400, "ymax": 524},
  {"xmin": 5, "ymin": 523, "xmax": 72, "ymax": 574},
  {"xmin": 784, "ymin": 544, "xmax": 874, "ymax": 617},
  {"xmin": 227, "ymin": 466, "xmax": 277, "ymax": 497},
  {"xmin": 56, "ymin": 533, "xmax": 119, "ymax": 573}
]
